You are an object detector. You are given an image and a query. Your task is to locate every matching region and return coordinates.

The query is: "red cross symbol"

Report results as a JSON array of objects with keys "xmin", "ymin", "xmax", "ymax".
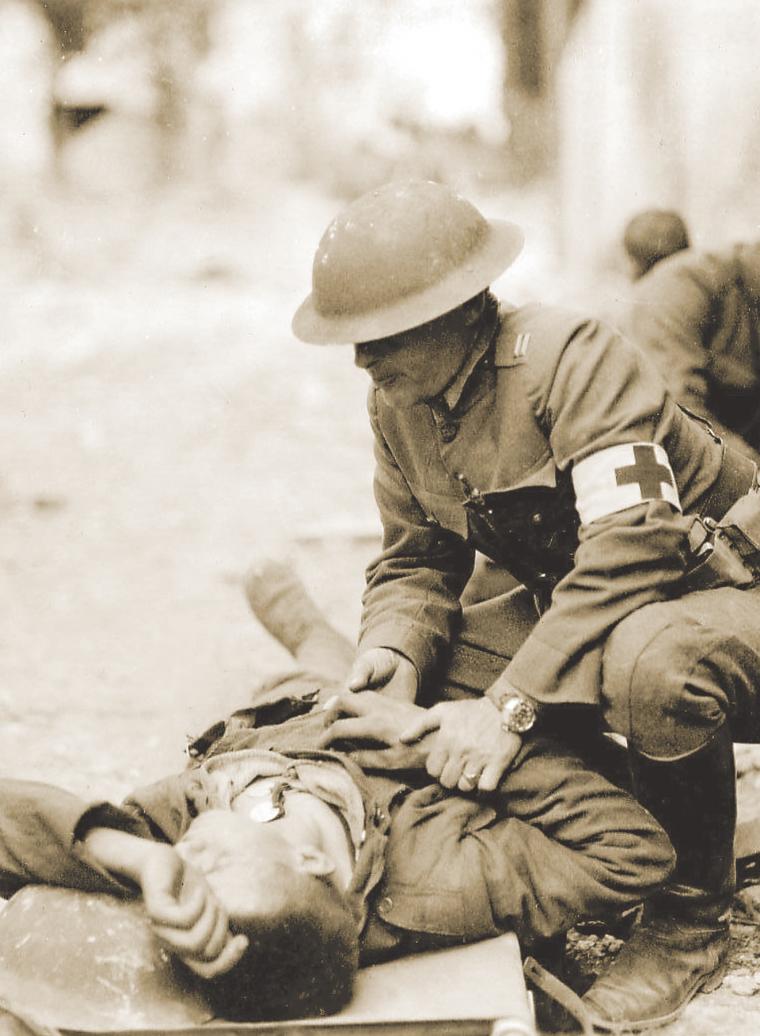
[{"xmin": 615, "ymin": 445, "xmax": 675, "ymax": 498}]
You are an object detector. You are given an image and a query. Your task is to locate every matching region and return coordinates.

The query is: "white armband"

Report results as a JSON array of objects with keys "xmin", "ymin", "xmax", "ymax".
[{"xmin": 571, "ymin": 442, "xmax": 681, "ymax": 524}]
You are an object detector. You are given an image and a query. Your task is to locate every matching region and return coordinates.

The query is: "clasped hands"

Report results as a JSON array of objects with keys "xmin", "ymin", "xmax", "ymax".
[{"xmin": 320, "ymin": 646, "xmax": 523, "ymax": 792}]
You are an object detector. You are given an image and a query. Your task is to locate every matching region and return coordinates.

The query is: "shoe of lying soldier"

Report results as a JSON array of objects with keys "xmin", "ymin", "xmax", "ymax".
[
  {"xmin": 243, "ymin": 557, "xmax": 353, "ymax": 681},
  {"xmin": 581, "ymin": 906, "xmax": 730, "ymax": 1032}
]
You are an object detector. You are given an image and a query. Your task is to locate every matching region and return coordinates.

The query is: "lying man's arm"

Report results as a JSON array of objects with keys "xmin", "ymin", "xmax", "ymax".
[
  {"xmin": 0, "ymin": 779, "xmax": 245, "ymax": 978},
  {"xmin": 82, "ymin": 826, "xmax": 247, "ymax": 978}
]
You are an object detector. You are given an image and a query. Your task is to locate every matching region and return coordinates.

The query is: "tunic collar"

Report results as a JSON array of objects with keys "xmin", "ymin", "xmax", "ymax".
[{"xmin": 439, "ymin": 298, "xmax": 501, "ymax": 412}]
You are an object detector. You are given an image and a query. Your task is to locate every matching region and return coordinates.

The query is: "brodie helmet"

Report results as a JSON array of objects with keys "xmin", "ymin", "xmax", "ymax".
[{"xmin": 292, "ymin": 180, "xmax": 523, "ymax": 344}]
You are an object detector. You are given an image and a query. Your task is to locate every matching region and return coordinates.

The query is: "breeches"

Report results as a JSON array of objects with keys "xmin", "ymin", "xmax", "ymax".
[
  {"xmin": 601, "ymin": 585, "xmax": 760, "ymax": 758},
  {"xmin": 444, "ymin": 583, "xmax": 760, "ymax": 761}
]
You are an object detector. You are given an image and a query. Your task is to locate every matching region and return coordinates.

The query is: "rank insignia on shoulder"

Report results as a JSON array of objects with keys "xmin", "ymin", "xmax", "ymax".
[
  {"xmin": 572, "ymin": 442, "xmax": 681, "ymax": 524},
  {"xmin": 513, "ymin": 332, "xmax": 531, "ymax": 358}
]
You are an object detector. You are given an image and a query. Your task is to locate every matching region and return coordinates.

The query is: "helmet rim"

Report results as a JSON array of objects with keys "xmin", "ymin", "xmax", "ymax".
[{"xmin": 292, "ymin": 216, "xmax": 523, "ymax": 345}]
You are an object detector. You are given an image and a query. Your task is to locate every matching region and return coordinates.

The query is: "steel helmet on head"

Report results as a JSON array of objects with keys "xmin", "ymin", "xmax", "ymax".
[{"xmin": 292, "ymin": 179, "xmax": 524, "ymax": 344}]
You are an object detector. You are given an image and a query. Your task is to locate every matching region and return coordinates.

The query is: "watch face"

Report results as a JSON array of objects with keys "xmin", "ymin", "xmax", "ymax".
[{"xmin": 502, "ymin": 696, "xmax": 536, "ymax": 734}]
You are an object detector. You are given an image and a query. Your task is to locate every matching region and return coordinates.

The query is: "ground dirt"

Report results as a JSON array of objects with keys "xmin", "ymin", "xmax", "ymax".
[{"xmin": 1, "ymin": 177, "xmax": 758, "ymax": 1034}]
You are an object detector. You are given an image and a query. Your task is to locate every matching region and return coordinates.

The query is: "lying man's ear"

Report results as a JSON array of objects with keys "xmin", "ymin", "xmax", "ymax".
[{"xmin": 295, "ymin": 847, "xmax": 336, "ymax": 877}]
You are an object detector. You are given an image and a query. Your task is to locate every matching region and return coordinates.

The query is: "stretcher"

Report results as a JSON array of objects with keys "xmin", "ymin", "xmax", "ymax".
[{"xmin": 0, "ymin": 887, "xmax": 541, "ymax": 1036}]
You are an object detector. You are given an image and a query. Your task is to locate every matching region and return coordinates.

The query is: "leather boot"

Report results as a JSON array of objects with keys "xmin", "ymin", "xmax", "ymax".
[{"xmin": 582, "ymin": 723, "xmax": 735, "ymax": 1031}]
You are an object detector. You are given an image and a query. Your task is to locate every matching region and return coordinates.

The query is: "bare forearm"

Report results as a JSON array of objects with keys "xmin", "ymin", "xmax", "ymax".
[{"xmin": 81, "ymin": 826, "xmax": 153, "ymax": 886}]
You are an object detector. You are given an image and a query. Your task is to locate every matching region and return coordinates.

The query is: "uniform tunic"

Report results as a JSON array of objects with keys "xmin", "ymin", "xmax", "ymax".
[
  {"xmin": 0, "ymin": 680, "xmax": 673, "ymax": 957},
  {"xmin": 358, "ymin": 302, "xmax": 760, "ymax": 751}
]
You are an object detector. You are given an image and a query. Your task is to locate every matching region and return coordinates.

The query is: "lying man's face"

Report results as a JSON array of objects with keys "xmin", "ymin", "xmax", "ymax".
[
  {"xmin": 175, "ymin": 810, "xmax": 321, "ymax": 920},
  {"xmin": 176, "ymin": 809, "xmax": 360, "ymax": 1021}
]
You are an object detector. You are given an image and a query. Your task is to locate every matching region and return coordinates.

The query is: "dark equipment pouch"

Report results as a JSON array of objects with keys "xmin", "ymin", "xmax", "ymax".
[
  {"xmin": 682, "ymin": 489, "xmax": 760, "ymax": 592},
  {"xmin": 461, "ymin": 471, "xmax": 579, "ymax": 611}
]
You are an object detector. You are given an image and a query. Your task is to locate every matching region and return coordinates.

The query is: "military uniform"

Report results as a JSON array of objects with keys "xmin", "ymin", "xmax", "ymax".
[
  {"xmin": 293, "ymin": 179, "xmax": 760, "ymax": 1030},
  {"xmin": 359, "ymin": 301, "xmax": 760, "ymax": 746},
  {"xmin": 0, "ymin": 682, "xmax": 672, "ymax": 963},
  {"xmin": 624, "ymin": 243, "xmax": 760, "ymax": 455}
]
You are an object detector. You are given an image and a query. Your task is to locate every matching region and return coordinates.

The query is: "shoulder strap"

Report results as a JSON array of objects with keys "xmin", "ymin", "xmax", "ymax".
[{"xmin": 495, "ymin": 304, "xmax": 591, "ymax": 374}]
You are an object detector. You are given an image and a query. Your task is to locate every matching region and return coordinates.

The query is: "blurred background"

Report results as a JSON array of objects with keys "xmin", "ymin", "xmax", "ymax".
[{"xmin": 3, "ymin": 0, "xmax": 760, "ymax": 802}]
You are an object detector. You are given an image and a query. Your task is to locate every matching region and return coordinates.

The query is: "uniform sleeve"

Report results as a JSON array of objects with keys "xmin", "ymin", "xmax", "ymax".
[
  {"xmin": 503, "ymin": 320, "xmax": 696, "ymax": 704},
  {"xmin": 0, "ymin": 779, "xmax": 143, "ymax": 899},
  {"xmin": 358, "ymin": 390, "xmax": 475, "ymax": 681}
]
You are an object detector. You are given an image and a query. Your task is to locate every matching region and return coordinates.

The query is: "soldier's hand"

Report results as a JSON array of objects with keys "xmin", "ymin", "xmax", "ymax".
[
  {"xmin": 138, "ymin": 842, "xmax": 248, "ymax": 979},
  {"xmin": 400, "ymin": 698, "xmax": 522, "ymax": 792},
  {"xmin": 321, "ymin": 690, "xmax": 424, "ymax": 745},
  {"xmin": 347, "ymin": 648, "xmax": 419, "ymax": 702}
]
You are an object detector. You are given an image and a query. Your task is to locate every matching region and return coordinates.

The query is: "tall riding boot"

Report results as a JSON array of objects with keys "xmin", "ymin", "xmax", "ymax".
[
  {"xmin": 244, "ymin": 559, "xmax": 354, "ymax": 682},
  {"xmin": 582, "ymin": 722, "xmax": 735, "ymax": 1031}
]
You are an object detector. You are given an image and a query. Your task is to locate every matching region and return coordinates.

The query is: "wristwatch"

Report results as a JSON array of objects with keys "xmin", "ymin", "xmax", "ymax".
[{"xmin": 499, "ymin": 693, "xmax": 538, "ymax": 735}]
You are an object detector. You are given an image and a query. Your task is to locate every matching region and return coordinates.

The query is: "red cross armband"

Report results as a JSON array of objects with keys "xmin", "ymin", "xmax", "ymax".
[{"xmin": 571, "ymin": 442, "xmax": 681, "ymax": 524}]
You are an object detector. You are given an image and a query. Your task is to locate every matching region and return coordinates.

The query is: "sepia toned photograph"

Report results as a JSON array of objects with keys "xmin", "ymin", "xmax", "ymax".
[{"xmin": 0, "ymin": 2, "xmax": 759, "ymax": 1033}]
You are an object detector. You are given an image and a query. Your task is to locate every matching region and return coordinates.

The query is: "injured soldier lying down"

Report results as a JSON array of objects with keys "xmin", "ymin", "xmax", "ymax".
[{"xmin": 0, "ymin": 565, "xmax": 675, "ymax": 1025}]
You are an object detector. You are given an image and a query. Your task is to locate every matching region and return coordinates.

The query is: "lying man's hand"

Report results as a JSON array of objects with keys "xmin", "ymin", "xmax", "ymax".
[
  {"xmin": 400, "ymin": 698, "xmax": 522, "ymax": 792},
  {"xmin": 320, "ymin": 690, "xmax": 431, "ymax": 770},
  {"xmin": 83, "ymin": 826, "xmax": 247, "ymax": 979},
  {"xmin": 138, "ymin": 842, "xmax": 248, "ymax": 979},
  {"xmin": 347, "ymin": 648, "xmax": 419, "ymax": 702}
]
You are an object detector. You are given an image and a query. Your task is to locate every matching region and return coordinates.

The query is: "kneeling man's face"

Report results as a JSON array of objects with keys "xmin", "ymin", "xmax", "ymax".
[{"xmin": 353, "ymin": 309, "xmax": 474, "ymax": 406}]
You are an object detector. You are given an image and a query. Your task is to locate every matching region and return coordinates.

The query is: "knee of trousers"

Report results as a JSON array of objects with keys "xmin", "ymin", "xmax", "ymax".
[{"xmin": 601, "ymin": 604, "xmax": 728, "ymax": 759}]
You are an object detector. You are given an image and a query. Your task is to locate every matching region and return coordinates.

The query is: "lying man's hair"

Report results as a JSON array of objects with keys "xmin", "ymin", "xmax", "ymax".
[{"xmin": 203, "ymin": 871, "xmax": 359, "ymax": 1021}]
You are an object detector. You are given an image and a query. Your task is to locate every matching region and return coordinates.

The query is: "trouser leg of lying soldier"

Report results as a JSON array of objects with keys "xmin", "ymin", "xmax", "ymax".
[{"xmin": 583, "ymin": 585, "xmax": 760, "ymax": 1031}]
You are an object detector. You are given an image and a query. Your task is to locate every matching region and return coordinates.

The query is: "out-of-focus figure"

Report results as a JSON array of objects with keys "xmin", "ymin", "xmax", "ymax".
[
  {"xmin": 622, "ymin": 240, "xmax": 760, "ymax": 457},
  {"xmin": 622, "ymin": 209, "xmax": 690, "ymax": 280}
]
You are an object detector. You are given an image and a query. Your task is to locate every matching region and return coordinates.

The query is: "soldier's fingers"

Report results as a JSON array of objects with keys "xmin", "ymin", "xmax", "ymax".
[
  {"xmin": 478, "ymin": 756, "xmax": 511, "ymax": 793},
  {"xmin": 399, "ymin": 708, "xmax": 441, "ymax": 744},
  {"xmin": 327, "ymin": 692, "xmax": 374, "ymax": 717},
  {"xmin": 349, "ymin": 651, "xmax": 398, "ymax": 691},
  {"xmin": 350, "ymin": 747, "xmax": 407, "ymax": 770},
  {"xmin": 318, "ymin": 716, "xmax": 375, "ymax": 746},
  {"xmin": 439, "ymin": 755, "xmax": 467, "ymax": 789},
  {"xmin": 184, "ymin": 933, "xmax": 249, "ymax": 979},
  {"xmin": 347, "ymin": 658, "xmax": 373, "ymax": 691}
]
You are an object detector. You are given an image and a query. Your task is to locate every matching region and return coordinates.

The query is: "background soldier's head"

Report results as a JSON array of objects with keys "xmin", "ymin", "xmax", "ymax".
[{"xmin": 623, "ymin": 209, "xmax": 690, "ymax": 280}]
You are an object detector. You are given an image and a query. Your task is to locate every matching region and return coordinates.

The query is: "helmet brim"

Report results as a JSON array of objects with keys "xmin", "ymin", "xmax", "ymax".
[{"xmin": 291, "ymin": 218, "xmax": 524, "ymax": 345}]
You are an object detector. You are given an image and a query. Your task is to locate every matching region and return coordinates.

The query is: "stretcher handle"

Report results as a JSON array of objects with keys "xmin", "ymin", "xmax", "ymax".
[{"xmin": 522, "ymin": 956, "xmax": 594, "ymax": 1036}]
